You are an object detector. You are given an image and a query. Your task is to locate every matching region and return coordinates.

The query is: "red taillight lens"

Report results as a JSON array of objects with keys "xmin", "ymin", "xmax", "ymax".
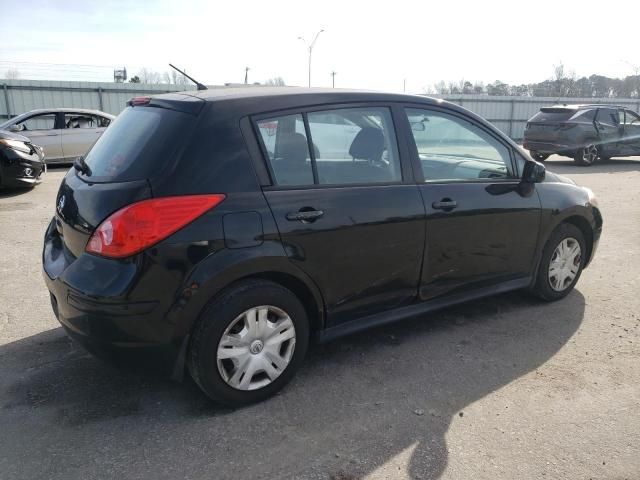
[{"xmin": 86, "ymin": 194, "xmax": 226, "ymax": 258}]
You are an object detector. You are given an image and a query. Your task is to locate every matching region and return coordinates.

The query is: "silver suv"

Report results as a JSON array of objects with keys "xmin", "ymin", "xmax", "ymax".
[{"xmin": 0, "ymin": 108, "xmax": 115, "ymax": 164}]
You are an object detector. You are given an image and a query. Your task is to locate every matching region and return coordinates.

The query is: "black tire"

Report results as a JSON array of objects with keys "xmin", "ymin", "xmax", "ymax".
[
  {"xmin": 530, "ymin": 223, "xmax": 586, "ymax": 301},
  {"xmin": 573, "ymin": 143, "xmax": 598, "ymax": 166},
  {"xmin": 530, "ymin": 151, "xmax": 549, "ymax": 162},
  {"xmin": 188, "ymin": 279, "xmax": 309, "ymax": 406}
]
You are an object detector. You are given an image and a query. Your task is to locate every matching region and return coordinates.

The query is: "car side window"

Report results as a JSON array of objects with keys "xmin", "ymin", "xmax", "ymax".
[
  {"xmin": 98, "ymin": 116, "xmax": 112, "ymax": 128},
  {"xmin": 307, "ymin": 107, "xmax": 401, "ymax": 185},
  {"xmin": 256, "ymin": 114, "xmax": 314, "ymax": 186},
  {"xmin": 65, "ymin": 114, "xmax": 98, "ymax": 129},
  {"xmin": 18, "ymin": 113, "xmax": 56, "ymax": 131},
  {"xmin": 624, "ymin": 110, "xmax": 640, "ymax": 125},
  {"xmin": 597, "ymin": 108, "xmax": 617, "ymax": 126},
  {"xmin": 405, "ymin": 108, "xmax": 514, "ymax": 182}
]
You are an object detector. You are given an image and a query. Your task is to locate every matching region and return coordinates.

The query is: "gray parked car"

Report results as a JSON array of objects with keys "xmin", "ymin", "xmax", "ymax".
[
  {"xmin": 0, "ymin": 108, "xmax": 115, "ymax": 164},
  {"xmin": 523, "ymin": 104, "xmax": 640, "ymax": 166}
]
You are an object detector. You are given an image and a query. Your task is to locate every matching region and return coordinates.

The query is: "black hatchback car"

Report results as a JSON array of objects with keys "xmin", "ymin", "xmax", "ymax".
[
  {"xmin": 43, "ymin": 88, "xmax": 602, "ymax": 405},
  {"xmin": 523, "ymin": 104, "xmax": 640, "ymax": 165}
]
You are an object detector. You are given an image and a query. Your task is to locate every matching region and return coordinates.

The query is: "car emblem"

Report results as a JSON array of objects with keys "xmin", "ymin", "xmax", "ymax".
[{"xmin": 57, "ymin": 195, "xmax": 66, "ymax": 213}]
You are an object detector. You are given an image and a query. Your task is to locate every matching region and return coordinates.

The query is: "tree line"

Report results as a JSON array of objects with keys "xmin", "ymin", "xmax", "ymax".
[{"xmin": 427, "ymin": 63, "xmax": 640, "ymax": 98}]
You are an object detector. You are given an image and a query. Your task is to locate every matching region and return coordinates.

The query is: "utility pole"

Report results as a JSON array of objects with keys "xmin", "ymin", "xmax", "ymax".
[
  {"xmin": 298, "ymin": 29, "xmax": 324, "ymax": 87},
  {"xmin": 403, "ymin": 78, "xmax": 406, "ymax": 93},
  {"xmin": 244, "ymin": 67, "xmax": 249, "ymax": 85},
  {"xmin": 331, "ymin": 71, "xmax": 336, "ymax": 88}
]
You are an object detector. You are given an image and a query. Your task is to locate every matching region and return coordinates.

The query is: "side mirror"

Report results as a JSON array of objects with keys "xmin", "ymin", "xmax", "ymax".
[
  {"xmin": 9, "ymin": 124, "xmax": 24, "ymax": 132},
  {"xmin": 522, "ymin": 160, "xmax": 545, "ymax": 183},
  {"xmin": 410, "ymin": 121, "xmax": 426, "ymax": 132}
]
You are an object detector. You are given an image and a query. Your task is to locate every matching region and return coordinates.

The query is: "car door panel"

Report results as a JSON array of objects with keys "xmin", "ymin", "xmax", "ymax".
[
  {"xmin": 264, "ymin": 185, "xmax": 425, "ymax": 325},
  {"xmin": 418, "ymin": 182, "xmax": 540, "ymax": 300},
  {"xmin": 17, "ymin": 113, "xmax": 64, "ymax": 162},
  {"xmin": 61, "ymin": 114, "xmax": 103, "ymax": 161},
  {"xmin": 401, "ymin": 105, "xmax": 542, "ymax": 301},
  {"xmin": 618, "ymin": 110, "xmax": 640, "ymax": 155}
]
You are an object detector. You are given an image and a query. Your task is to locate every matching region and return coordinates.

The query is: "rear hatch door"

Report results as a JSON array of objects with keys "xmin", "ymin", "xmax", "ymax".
[
  {"xmin": 45, "ymin": 95, "xmax": 204, "ymax": 271},
  {"xmin": 526, "ymin": 108, "xmax": 576, "ymax": 141}
]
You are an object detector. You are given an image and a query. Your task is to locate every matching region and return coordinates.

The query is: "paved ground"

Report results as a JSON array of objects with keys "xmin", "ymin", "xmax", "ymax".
[{"xmin": 1, "ymin": 158, "xmax": 639, "ymax": 480}]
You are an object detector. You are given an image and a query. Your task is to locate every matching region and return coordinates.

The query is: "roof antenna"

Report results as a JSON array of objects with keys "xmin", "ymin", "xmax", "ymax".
[{"xmin": 169, "ymin": 63, "xmax": 207, "ymax": 91}]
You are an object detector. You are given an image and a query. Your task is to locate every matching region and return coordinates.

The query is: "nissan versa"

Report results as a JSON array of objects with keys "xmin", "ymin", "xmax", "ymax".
[{"xmin": 42, "ymin": 88, "xmax": 602, "ymax": 405}]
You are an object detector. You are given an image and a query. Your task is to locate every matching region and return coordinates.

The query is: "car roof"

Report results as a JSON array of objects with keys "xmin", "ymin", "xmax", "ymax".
[
  {"xmin": 547, "ymin": 104, "xmax": 625, "ymax": 110},
  {"xmin": 152, "ymin": 87, "xmax": 453, "ymax": 116}
]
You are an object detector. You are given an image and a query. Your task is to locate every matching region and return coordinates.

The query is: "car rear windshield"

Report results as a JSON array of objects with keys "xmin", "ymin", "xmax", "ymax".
[
  {"xmin": 82, "ymin": 105, "xmax": 196, "ymax": 182},
  {"xmin": 530, "ymin": 108, "xmax": 575, "ymax": 123}
]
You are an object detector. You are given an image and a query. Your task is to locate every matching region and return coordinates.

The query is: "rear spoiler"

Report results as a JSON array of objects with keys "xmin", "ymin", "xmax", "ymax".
[{"xmin": 127, "ymin": 93, "xmax": 205, "ymax": 116}]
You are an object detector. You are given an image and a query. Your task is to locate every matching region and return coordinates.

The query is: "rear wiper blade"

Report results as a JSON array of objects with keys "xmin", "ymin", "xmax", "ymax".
[{"xmin": 73, "ymin": 156, "xmax": 92, "ymax": 176}]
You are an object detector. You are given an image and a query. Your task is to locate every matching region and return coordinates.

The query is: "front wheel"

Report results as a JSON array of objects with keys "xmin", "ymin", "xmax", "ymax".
[
  {"xmin": 530, "ymin": 223, "xmax": 586, "ymax": 301},
  {"xmin": 573, "ymin": 144, "xmax": 598, "ymax": 166},
  {"xmin": 530, "ymin": 151, "xmax": 549, "ymax": 162},
  {"xmin": 188, "ymin": 279, "xmax": 309, "ymax": 406}
]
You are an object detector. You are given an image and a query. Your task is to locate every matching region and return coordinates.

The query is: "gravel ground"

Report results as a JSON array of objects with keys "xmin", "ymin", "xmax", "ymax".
[{"xmin": 0, "ymin": 158, "xmax": 639, "ymax": 480}]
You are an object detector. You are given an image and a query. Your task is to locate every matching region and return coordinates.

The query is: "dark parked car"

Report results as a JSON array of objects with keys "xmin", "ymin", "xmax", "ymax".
[
  {"xmin": 43, "ymin": 88, "xmax": 602, "ymax": 405},
  {"xmin": 523, "ymin": 104, "xmax": 640, "ymax": 165},
  {"xmin": 0, "ymin": 129, "xmax": 45, "ymax": 188}
]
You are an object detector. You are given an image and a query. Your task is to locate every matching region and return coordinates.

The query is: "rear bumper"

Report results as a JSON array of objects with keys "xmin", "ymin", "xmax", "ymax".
[
  {"xmin": 523, "ymin": 140, "xmax": 574, "ymax": 155},
  {"xmin": 42, "ymin": 219, "xmax": 182, "ymax": 375},
  {"xmin": 44, "ymin": 273, "xmax": 180, "ymax": 375}
]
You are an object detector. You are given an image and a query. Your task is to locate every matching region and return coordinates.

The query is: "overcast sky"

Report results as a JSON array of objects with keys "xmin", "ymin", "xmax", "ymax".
[{"xmin": 1, "ymin": 0, "xmax": 639, "ymax": 92}]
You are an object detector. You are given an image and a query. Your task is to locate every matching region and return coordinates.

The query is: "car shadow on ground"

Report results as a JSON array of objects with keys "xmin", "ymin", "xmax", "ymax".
[
  {"xmin": 0, "ymin": 186, "xmax": 35, "ymax": 199},
  {"xmin": 545, "ymin": 157, "xmax": 640, "ymax": 174},
  {"xmin": 0, "ymin": 289, "xmax": 585, "ymax": 479}
]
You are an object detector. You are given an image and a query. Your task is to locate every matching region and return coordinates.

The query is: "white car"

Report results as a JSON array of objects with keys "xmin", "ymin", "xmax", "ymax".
[{"xmin": 0, "ymin": 108, "xmax": 115, "ymax": 164}]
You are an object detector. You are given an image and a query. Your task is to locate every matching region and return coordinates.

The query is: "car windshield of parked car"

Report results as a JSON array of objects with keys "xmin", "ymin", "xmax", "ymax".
[{"xmin": 81, "ymin": 106, "xmax": 195, "ymax": 181}]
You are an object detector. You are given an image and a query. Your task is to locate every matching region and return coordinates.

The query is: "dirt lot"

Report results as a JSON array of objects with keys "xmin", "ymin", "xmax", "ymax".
[{"xmin": 1, "ymin": 158, "xmax": 639, "ymax": 480}]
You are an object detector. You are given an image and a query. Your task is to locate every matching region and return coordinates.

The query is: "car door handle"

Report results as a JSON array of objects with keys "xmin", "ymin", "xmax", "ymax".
[
  {"xmin": 432, "ymin": 199, "xmax": 457, "ymax": 211},
  {"xmin": 286, "ymin": 209, "xmax": 324, "ymax": 222}
]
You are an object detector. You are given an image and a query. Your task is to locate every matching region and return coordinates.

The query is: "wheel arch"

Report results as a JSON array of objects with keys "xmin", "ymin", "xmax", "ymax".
[{"xmin": 562, "ymin": 215, "xmax": 594, "ymax": 266}]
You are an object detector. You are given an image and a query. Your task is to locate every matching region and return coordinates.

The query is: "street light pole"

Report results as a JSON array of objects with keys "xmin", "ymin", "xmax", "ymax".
[
  {"xmin": 331, "ymin": 71, "xmax": 336, "ymax": 88},
  {"xmin": 298, "ymin": 29, "xmax": 324, "ymax": 87}
]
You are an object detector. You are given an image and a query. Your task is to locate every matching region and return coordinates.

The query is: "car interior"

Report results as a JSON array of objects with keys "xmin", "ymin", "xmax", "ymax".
[{"xmin": 263, "ymin": 109, "xmax": 401, "ymax": 186}]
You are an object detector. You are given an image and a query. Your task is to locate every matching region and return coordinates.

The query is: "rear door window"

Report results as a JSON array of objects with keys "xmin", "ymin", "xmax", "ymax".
[
  {"xmin": 256, "ymin": 114, "xmax": 314, "ymax": 186},
  {"xmin": 596, "ymin": 108, "xmax": 618, "ymax": 126},
  {"xmin": 307, "ymin": 107, "xmax": 401, "ymax": 185},
  {"xmin": 64, "ymin": 114, "xmax": 99, "ymax": 129},
  {"xmin": 256, "ymin": 107, "xmax": 401, "ymax": 187},
  {"xmin": 82, "ymin": 106, "xmax": 196, "ymax": 182}
]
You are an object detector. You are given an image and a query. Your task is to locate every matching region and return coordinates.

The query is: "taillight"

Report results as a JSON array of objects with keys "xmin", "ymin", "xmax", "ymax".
[
  {"xmin": 128, "ymin": 96, "xmax": 151, "ymax": 106},
  {"xmin": 557, "ymin": 123, "xmax": 576, "ymax": 131},
  {"xmin": 86, "ymin": 194, "xmax": 226, "ymax": 258}
]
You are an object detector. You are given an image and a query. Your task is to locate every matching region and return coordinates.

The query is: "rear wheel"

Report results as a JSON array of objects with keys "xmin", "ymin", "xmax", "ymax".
[
  {"xmin": 530, "ymin": 223, "xmax": 586, "ymax": 301},
  {"xmin": 530, "ymin": 151, "xmax": 549, "ymax": 162},
  {"xmin": 573, "ymin": 144, "xmax": 598, "ymax": 166},
  {"xmin": 188, "ymin": 279, "xmax": 309, "ymax": 406}
]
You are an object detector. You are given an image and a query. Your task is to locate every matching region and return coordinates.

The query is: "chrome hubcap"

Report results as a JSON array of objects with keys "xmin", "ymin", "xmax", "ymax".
[
  {"xmin": 582, "ymin": 145, "xmax": 598, "ymax": 164},
  {"xmin": 548, "ymin": 237, "xmax": 581, "ymax": 292},
  {"xmin": 217, "ymin": 305, "xmax": 296, "ymax": 391}
]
